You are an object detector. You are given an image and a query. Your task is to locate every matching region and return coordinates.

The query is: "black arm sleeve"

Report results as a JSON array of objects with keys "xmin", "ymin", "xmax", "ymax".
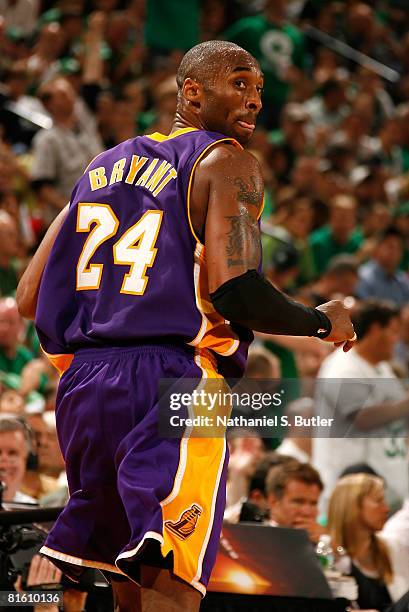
[{"xmin": 210, "ymin": 269, "xmax": 331, "ymax": 338}]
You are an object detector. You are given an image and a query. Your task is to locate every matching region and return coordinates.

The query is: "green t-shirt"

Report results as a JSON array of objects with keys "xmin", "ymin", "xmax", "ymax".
[
  {"xmin": 223, "ymin": 15, "xmax": 307, "ymax": 105},
  {"xmin": 309, "ymin": 226, "xmax": 362, "ymax": 276},
  {"xmin": 262, "ymin": 232, "xmax": 316, "ymax": 287},
  {"xmin": 400, "ymin": 247, "xmax": 409, "ymax": 272},
  {"xmin": 263, "ymin": 341, "xmax": 300, "ymax": 449},
  {"xmin": 146, "ymin": 0, "xmax": 199, "ymax": 51},
  {"xmin": 0, "ymin": 345, "xmax": 34, "ymax": 376},
  {"xmin": 401, "ymin": 146, "xmax": 409, "ymax": 173},
  {"xmin": 0, "ymin": 263, "xmax": 18, "ymax": 297},
  {"xmin": 25, "ymin": 322, "xmax": 41, "ymax": 357}
]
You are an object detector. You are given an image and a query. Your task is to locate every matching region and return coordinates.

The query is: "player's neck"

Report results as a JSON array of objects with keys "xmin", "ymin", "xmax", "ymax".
[{"xmin": 171, "ymin": 110, "xmax": 205, "ymax": 135}]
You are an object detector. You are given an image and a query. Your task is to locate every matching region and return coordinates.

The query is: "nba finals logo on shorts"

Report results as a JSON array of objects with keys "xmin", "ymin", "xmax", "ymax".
[{"xmin": 165, "ymin": 504, "xmax": 203, "ymax": 540}]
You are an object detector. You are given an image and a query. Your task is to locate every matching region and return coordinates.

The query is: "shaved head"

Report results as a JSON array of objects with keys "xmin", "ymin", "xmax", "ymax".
[
  {"xmin": 176, "ymin": 40, "xmax": 258, "ymax": 94},
  {"xmin": 174, "ymin": 40, "xmax": 263, "ymax": 144}
]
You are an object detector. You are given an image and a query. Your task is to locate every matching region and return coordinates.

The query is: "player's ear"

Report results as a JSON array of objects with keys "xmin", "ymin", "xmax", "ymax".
[{"xmin": 183, "ymin": 78, "xmax": 203, "ymax": 109}]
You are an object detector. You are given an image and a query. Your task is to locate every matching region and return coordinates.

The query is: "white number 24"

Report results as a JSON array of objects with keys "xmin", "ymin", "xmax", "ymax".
[{"xmin": 76, "ymin": 203, "xmax": 163, "ymax": 295}]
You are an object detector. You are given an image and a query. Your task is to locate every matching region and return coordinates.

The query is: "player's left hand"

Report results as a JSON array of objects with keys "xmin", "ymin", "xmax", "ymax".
[{"xmin": 316, "ymin": 300, "xmax": 356, "ymax": 352}]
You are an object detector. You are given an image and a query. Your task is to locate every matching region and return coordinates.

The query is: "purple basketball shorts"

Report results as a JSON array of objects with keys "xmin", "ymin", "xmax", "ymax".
[{"xmin": 40, "ymin": 345, "xmax": 228, "ymax": 597}]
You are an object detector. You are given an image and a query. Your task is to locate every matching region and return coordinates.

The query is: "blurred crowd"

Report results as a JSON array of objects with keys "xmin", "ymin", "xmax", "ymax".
[{"xmin": 0, "ymin": 0, "xmax": 409, "ymax": 609}]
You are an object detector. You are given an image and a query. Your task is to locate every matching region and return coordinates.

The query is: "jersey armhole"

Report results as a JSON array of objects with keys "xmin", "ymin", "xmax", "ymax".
[{"xmin": 185, "ymin": 138, "xmax": 242, "ymax": 247}]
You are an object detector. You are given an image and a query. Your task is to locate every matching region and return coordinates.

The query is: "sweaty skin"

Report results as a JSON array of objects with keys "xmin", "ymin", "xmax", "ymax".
[
  {"xmin": 17, "ymin": 51, "xmax": 354, "ymax": 348},
  {"xmin": 16, "ymin": 44, "xmax": 355, "ymax": 612},
  {"xmin": 182, "ymin": 53, "xmax": 266, "ymax": 289},
  {"xmin": 178, "ymin": 53, "xmax": 354, "ymax": 347},
  {"xmin": 193, "ymin": 144, "xmax": 263, "ymax": 289}
]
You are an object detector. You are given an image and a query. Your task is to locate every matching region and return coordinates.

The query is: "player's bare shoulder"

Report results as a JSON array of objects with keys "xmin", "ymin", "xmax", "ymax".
[
  {"xmin": 190, "ymin": 142, "xmax": 264, "ymax": 237},
  {"xmin": 199, "ymin": 142, "xmax": 263, "ymax": 199}
]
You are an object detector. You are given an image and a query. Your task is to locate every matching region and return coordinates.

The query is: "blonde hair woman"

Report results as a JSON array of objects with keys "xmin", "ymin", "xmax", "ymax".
[{"xmin": 327, "ymin": 474, "xmax": 409, "ymax": 612}]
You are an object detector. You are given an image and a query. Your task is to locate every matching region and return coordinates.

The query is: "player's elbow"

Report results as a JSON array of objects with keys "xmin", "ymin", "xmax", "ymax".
[
  {"xmin": 211, "ymin": 295, "xmax": 238, "ymax": 323},
  {"xmin": 16, "ymin": 283, "xmax": 37, "ymax": 320},
  {"xmin": 210, "ymin": 277, "xmax": 250, "ymax": 325}
]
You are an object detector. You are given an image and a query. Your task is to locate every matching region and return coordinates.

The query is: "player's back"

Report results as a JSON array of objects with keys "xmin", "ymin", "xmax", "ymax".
[{"xmin": 36, "ymin": 128, "xmax": 250, "ymax": 375}]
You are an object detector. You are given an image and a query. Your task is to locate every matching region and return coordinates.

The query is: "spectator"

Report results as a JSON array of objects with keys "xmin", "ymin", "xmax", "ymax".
[
  {"xmin": 269, "ymin": 102, "xmax": 309, "ymax": 171},
  {"xmin": 58, "ymin": 8, "xmax": 84, "ymax": 59},
  {"xmin": 0, "ymin": 0, "xmax": 39, "ymax": 37},
  {"xmin": 95, "ymin": 89, "xmax": 116, "ymax": 147},
  {"xmin": 357, "ymin": 226, "xmax": 409, "ymax": 307},
  {"xmin": 224, "ymin": 452, "xmax": 293, "ymax": 523},
  {"xmin": 383, "ymin": 492, "xmax": 409, "ymax": 555},
  {"xmin": 26, "ymin": 22, "xmax": 65, "ymax": 86},
  {"xmin": 309, "ymin": 194, "xmax": 362, "ymax": 276},
  {"xmin": 374, "ymin": 118, "xmax": 405, "ymax": 177},
  {"xmin": 266, "ymin": 459, "xmax": 326, "ymax": 544},
  {"xmin": 111, "ymin": 97, "xmax": 137, "ymax": 145},
  {"xmin": 262, "ymin": 195, "xmax": 315, "ymax": 285},
  {"xmin": 352, "ymin": 162, "xmax": 389, "ymax": 209},
  {"xmin": 122, "ymin": 78, "xmax": 146, "ymax": 133},
  {"xmin": 305, "ymin": 255, "xmax": 359, "ymax": 307},
  {"xmin": 140, "ymin": 75, "xmax": 177, "ymax": 135},
  {"xmin": 397, "ymin": 104, "xmax": 409, "ymax": 171},
  {"xmin": 276, "ymin": 397, "xmax": 314, "ymax": 462},
  {"xmin": 0, "ymin": 416, "xmax": 36, "ymax": 503},
  {"xmin": 0, "ymin": 297, "xmax": 34, "ymax": 375},
  {"xmin": 225, "ymin": 429, "xmax": 265, "ymax": 512},
  {"xmin": 328, "ymin": 473, "xmax": 409, "ymax": 609},
  {"xmin": 36, "ymin": 411, "xmax": 64, "ymax": 479},
  {"xmin": 343, "ymin": 2, "xmax": 401, "ymax": 70},
  {"xmin": 266, "ymin": 240, "xmax": 300, "ymax": 291},
  {"xmin": 340, "ymin": 462, "xmax": 382, "ymax": 479},
  {"xmin": 245, "ymin": 345, "xmax": 281, "ymax": 380},
  {"xmin": 0, "ymin": 388, "xmax": 25, "ymax": 416},
  {"xmin": 355, "ymin": 68, "xmax": 395, "ymax": 131},
  {"xmin": 0, "ymin": 63, "xmax": 51, "ymax": 150},
  {"xmin": 304, "ymin": 77, "xmax": 350, "ymax": 135},
  {"xmin": 223, "ymin": 0, "xmax": 307, "ymax": 127},
  {"xmin": 338, "ymin": 109, "xmax": 378, "ymax": 162},
  {"xmin": 313, "ymin": 300, "xmax": 408, "ymax": 513},
  {"xmin": 324, "ymin": 138, "xmax": 356, "ymax": 179},
  {"xmin": 291, "ymin": 156, "xmax": 320, "ymax": 197},
  {"xmin": 355, "ymin": 202, "xmax": 392, "ymax": 262},
  {"xmin": 22, "ymin": 411, "xmax": 65, "ymax": 501},
  {"xmin": 31, "ymin": 76, "xmax": 103, "ymax": 218},
  {"xmin": 392, "ymin": 202, "xmax": 409, "ymax": 270},
  {"xmin": 394, "ymin": 305, "xmax": 409, "ymax": 375}
]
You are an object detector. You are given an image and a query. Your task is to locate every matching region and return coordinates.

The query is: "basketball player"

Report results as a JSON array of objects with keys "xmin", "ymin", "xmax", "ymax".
[{"xmin": 17, "ymin": 41, "xmax": 354, "ymax": 611}]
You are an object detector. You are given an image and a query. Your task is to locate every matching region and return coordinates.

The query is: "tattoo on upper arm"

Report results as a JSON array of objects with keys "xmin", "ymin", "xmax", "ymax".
[
  {"xmin": 234, "ymin": 176, "xmax": 263, "ymax": 209},
  {"xmin": 225, "ymin": 206, "xmax": 261, "ymax": 268}
]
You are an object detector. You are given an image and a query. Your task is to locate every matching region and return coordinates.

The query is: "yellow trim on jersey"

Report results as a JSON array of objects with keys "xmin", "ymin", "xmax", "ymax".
[
  {"xmin": 146, "ymin": 127, "xmax": 198, "ymax": 142},
  {"xmin": 186, "ymin": 139, "xmax": 263, "ymax": 356},
  {"xmin": 160, "ymin": 349, "xmax": 227, "ymax": 597},
  {"xmin": 188, "ymin": 243, "xmax": 240, "ymax": 357},
  {"xmin": 41, "ymin": 545, "xmax": 126, "ymax": 576},
  {"xmin": 41, "ymin": 347, "xmax": 74, "ymax": 377},
  {"xmin": 83, "ymin": 150, "xmax": 106, "ymax": 174},
  {"xmin": 258, "ymin": 193, "xmax": 265, "ymax": 220},
  {"xmin": 186, "ymin": 137, "xmax": 242, "ymax": 246}
]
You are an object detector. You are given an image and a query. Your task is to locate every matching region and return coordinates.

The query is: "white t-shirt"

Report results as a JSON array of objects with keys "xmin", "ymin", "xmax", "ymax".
[
  {"xmin": 312, "ymin": 348, "xmax": 408, "ymax": 512},
  {"xmin": 276, "ymin": 438, "xmax": 310, "ymax": 463},
  {"xmin": 383, "ymin": 498, "xmax": 409, "ymax": 549},
  {"xmin": 13, "ymin": 490, "xmax": 37, "ymax": 504}
]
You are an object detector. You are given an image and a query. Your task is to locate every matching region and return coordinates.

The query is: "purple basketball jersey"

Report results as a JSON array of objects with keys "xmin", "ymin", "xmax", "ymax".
[{"xmin": 35, "ymin": 128, "xmax": 255, "ymax": 376}]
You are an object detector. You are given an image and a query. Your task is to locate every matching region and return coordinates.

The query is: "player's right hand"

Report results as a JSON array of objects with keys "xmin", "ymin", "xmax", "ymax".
[{"xmin": 316, "ymin": 300, "xmax": 356, "ymax": 352}]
